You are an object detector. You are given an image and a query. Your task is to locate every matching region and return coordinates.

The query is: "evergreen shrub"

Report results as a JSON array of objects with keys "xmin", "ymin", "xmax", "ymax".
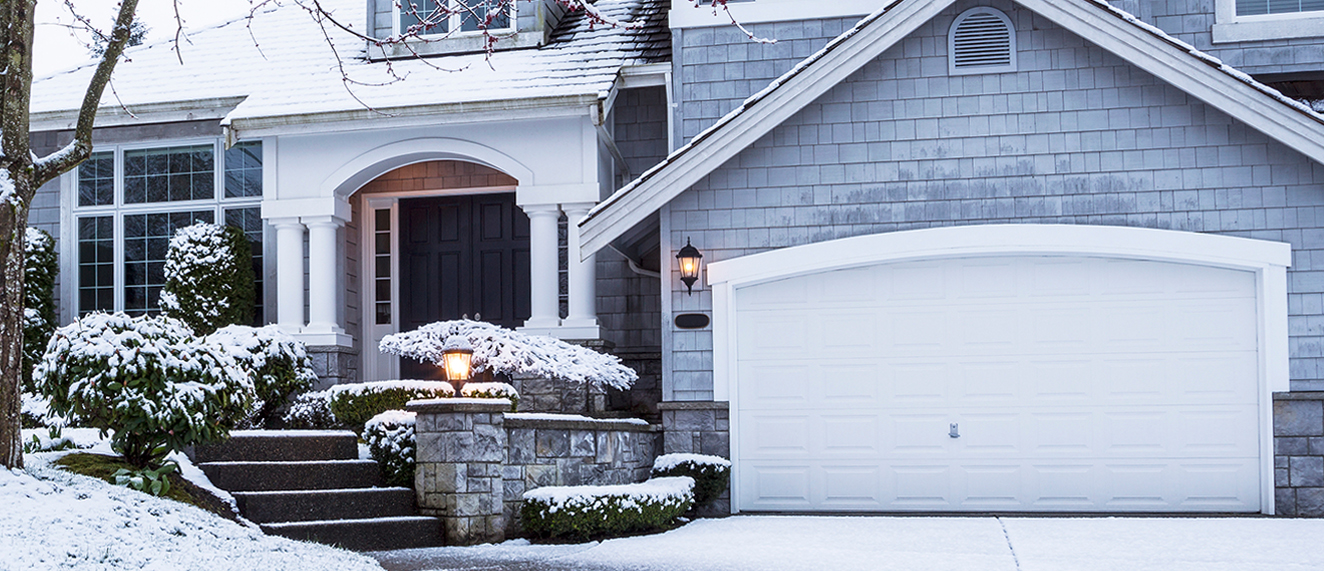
[
  {"xmin": 327, "ymin": 380, "xmax": 454, "ymax": 434},
  {"xmin": 159, "ymin": 222, "xmax": 255, "ymax": 335},
  {"xmin": 650, "ymin": 453, "xmax": 732, "ymax": 508},
  {"xmin": 521, "ymin": 477, "xmax": 694, "ymax": 541},
  {"xmin": 22, "ymin": 227, "xmax": 57, "ymax": 394},
  {"xmin": 207, "ymin": 324, "xmax": 317, "ymax": 427},
  {"xmin": 363, "ymin": 410, "xmax": 416, "ymax": 487}
]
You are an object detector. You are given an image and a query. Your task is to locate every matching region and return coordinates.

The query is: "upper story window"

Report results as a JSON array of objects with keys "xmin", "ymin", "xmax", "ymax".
[
  {"xmin": 1236, "ymin": 0, "xmax": 1324, "ymax": 16},
  {"xmin": 949, "ymin": 7, "xmax": 1017, "ymax": 76},
  {"xmin": 399, "ymin": 0, "xmax": 513, "ymax": 37},
  {"xmin": 73, "ymin": 139, "xmax": 267, "ymax": 323}
]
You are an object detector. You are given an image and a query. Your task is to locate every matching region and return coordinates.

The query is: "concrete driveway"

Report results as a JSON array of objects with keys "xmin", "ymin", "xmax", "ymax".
[{"xmin": 369, "ymin": 515, "xmax": 1324, "ymax": 571}]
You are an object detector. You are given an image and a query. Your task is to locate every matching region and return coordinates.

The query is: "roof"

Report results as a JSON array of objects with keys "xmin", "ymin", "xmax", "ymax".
[
  {"xmin": 578, "ymin": 0, "xmax": 1324, "ymax": 257},
  {"xmin": 30, "ymin": 0, "xmax": 669, "ymax": 133}
]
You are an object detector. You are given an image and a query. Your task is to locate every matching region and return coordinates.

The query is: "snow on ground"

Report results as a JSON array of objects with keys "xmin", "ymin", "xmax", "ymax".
[
  {"xmin": 370, "ymin": 515, "xmax": 1324, "ymax": 571},
  {"xmin": 1, "ymin": 452, "xmax": 384, "ymax": 571}
]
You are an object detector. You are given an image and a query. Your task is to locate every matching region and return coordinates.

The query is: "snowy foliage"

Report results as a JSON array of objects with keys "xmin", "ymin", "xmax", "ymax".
[
  {"xmin": 327, "ymin": 380, "xmax": 454, "ymax": 433},
  {"xmin": 34, "ymin": 313, "xmax": 254, "ymax": 467},
  {"xmin": 379, "ymin": 320, "xmax": 638, "ymax": 390},
  {"xmin": 282, "ymin": 390, "xmax": 341, "ymax": 430},
  {"xmin": 522, "ymin": 477, "xmax": 695, "ymax": 541},
  {"xmin": 363, "ymin": 410, "xmax": 416, "ymax": 488},
  {"xmin": 206, "ymin": 325, "xmax": 318, "ymax": 428},
  {"xmin": 160, "ymin": 222, "xmax": 255, "ymax": 335},
  {"xmin": 19, "ymin": 392, "xmax": 73, "ymax": 429},
  {"xmin": 3, "ymin": 454, "xmax": 384, "ymax": 570},
  {"xmin": 460, "ymin": 381, "xmax": 519, "ymax": 410},
  {"xmin": 23, "ymin": 227, "xmax": 59, "ymax": 394},
  {"xmin": 652, "ymin": 454, "xmax": 731, "ymax": 508}
]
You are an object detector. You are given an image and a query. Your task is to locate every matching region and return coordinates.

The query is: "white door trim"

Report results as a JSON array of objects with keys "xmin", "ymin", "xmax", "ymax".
[{"xmin": 708, "ymin": 224, "xmax": 1291, "ymax": 515}]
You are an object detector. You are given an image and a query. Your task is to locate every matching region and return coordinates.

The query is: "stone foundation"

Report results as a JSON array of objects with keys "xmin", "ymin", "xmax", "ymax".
[{"xmin": 306, "ymin": 345, "xmax": 359, "ymax": 389}]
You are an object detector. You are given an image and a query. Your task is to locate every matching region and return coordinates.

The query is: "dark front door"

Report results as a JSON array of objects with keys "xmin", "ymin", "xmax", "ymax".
[{"xmin": 398, "ymin": 193, "xmax": 531, "ymax": 378}]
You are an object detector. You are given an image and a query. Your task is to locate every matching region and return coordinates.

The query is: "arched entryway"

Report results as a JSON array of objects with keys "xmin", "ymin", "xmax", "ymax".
[{"xmin": 352, "ymin": 160, "xmax": 530, "ymax": 380}]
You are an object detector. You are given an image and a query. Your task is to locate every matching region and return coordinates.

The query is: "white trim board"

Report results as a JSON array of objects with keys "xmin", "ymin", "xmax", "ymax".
[
  {"xmin": 579, "ymin": 0, "xmax": 1324, "ymax": 257},
  {"xmin": 709, "ymin": 224, "xmax": 1291, "ymax": 515}
]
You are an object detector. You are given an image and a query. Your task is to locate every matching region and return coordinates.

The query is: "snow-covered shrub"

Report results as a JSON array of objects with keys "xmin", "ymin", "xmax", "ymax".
[
  {"xmin": 327, "ymin": 380, "xmax": 454, "ymax": 434},
  {"xmin": 22, "ymin": 426, "xmax": 76, "ymax": 454},
  {"xmin": 380, "ymin": 319, "xmax": 638, "ymax": 391},
  {"xmin": 282, "ymin": 390, "xmax": 340, "ymax": 429},
  {"xmin": 363, "ymin": 410, "xmax": 416, "ymax": 488},
  {"xmin": 460, "ymin": 381, "xmax": 519, "ymax": 411},
  {"xmin": 521, "ymin": 477, "xmax": 694, "ymax": 541},
  {"xmin": 159, "ymin": 221, "xmax": 255, "ymax": 335},
  {"xmin": 23, "ymin": 227, "xmax": 58, "ymax": 394},
  {"xmin": 34, "ymin": 312, "xmax": 254, "ymax": 467},
  {"xmin": 207, "ymin": 324, "xmax": 317, "ymax": 428},
  {"xmin": 19, "ymin": 392, "xmax": 72, "ymax": 429},
  {"xmin": 651, "ymin": 453, "xmax": 732, "ymax": 508}
]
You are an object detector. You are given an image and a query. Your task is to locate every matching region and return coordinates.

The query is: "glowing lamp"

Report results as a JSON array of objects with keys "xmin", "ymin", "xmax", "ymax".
[
  {"xmin": 441, "ymin": 336, "xmax": 474, "ymax": 389},
  {"xmin": 676, "ymin": 238, "xmax": 703, "ymax": 295}
]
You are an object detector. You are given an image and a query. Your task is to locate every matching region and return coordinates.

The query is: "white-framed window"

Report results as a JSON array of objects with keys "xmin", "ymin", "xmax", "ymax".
[
  {"xmin": 948, "ymin": 7, "xmax": 1017, "ymax": 76},
  {"xmin": 1214, "ymin": 0, "xmax": 1324, "ymax": 42},
  {"xmin": 397, "ymin": 0, "xmax": 514, "ymax": 37},
  {"xmin": 72, "ymin": 139, "xmax": 267, "ymax": 322}
]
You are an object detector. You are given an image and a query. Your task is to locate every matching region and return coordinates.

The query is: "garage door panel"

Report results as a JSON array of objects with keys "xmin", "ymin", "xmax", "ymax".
[{"xmin": 735, "ymin": 254, "xmax": 1263, "ymax": 513}]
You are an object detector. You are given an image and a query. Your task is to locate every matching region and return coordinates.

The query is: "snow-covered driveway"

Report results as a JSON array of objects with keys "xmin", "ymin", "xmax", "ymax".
[{"xmin": 372, "ymin": 515, "xmax": 1324, "ymax": 571}]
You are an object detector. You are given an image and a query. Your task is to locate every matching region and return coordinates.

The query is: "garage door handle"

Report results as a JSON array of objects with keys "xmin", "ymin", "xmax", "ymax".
[{"xmin": 949, "ymin": 423, "xmax": 960, "ymax": 438}]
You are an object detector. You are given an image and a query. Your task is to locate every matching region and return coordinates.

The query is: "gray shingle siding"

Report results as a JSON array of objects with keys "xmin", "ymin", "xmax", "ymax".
[
  {"xmin": 664, "ymin": 1, "xmax": 1324, "ymax": 399},
  {"xmin": 1109, "ymin": 0, "xmax": 1324, "ymax": 76}
]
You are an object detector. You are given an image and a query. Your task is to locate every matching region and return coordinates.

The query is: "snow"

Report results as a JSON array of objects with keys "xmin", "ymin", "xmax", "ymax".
[
  {"xmin": 0, "ymin": 168, "xmax": 17, "ymax": 207},
  {"xmin": 652, "ymin": 453, "xmax": 731, "ymax": 472},
  {"xmin": 2, "ymin": 453, "xmax": 383, "ymax": 571},
  {"xmin": 380, "ymin": 319, "xmax": 638, "ymax": 390},
  {"xmin": 459, "ymin": 381, "xmax": 519, "ymax": 400},
  {"xmin": 370, "ymin": 515, "xmax": 1324, "ymax": 571},
  {"xmin": 506, "ymin": 412, "xmax": 651, "ymax": 426},
  {"xmin": 523, "ymin": 476, "xmax": 694, "ymax": 509},
  {"xmin": 29, "ymin": 0, "xmax": 669, "ymax": 128}
]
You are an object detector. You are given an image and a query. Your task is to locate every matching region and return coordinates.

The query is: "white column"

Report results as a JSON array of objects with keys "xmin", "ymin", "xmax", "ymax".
[
  {"xmin": 302, "ymin": 215, "xmax": 345, "ymax": 336},
  {"xmin": 522, "ymin": 203, "xmax": 561, "ymax": 330},
  {"xmin": 272, "ymin": 217, "xmax": 305, "ymax": 333},
  {"xmin": 561, "ymin": 202, "xmax": 600, "ymax": 337}
]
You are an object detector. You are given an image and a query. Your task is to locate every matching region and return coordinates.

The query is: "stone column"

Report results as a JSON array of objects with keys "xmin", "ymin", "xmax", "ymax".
[
  {"xmin": 561, "ymin": 202, "xmax": 600, "ymax": 337},
  {"xmin": 660, "ymin": 401, "xmax": 731, "ymax": 517},
  {"xmin": 271, "ymin": 217, "xmax": 305, "ymax": 333},
  {"xmin": 302, "ymin": 215, "xmax": 345, "ymax": 335},
  {"xmin": 522, "ymin": 204, "xmax": 561, "ymax": 330},
  {"xmin": 409, "ymin": 399, "xmax": 509, "ymax": 545}
]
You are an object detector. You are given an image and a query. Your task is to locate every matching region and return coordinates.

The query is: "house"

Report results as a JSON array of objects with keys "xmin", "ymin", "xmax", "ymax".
[{"xmin": 26, "ymin": 0, "xmax": 1324, "ymax": 517}]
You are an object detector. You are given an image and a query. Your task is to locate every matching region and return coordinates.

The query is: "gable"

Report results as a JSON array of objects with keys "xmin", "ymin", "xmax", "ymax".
[{"xmin": 578, "ymin": 0, "xmax": 1324, "ymax": 256}]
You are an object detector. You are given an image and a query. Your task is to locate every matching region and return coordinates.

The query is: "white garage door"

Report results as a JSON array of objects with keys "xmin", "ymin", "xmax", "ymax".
[{"xmin": 734, "ymin": 255, "xmax": 1262, "ymax": 512}]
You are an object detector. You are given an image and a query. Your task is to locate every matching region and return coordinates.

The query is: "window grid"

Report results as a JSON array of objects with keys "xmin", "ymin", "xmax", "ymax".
[
  {"xmin": 374, "ymin": 208, "xmax": 392, "ymax": 325},
  {"xmin": 78, "ymin": 152, "xmax": 115, "ymax": 207},
  {"xmin": 399, "ymin": 0, "xmax": 513, "ymax": 37},
  {"xmin": 77, "ymin": 216, "xmax": 115, "ymax": 315},
  {"xmin": 225, "ymin": 206, "xmax": 266, "ymax": 326},
  {"xmin": 225, "ymin": 141, "xmax": 263, "ymax": 198},
  {"xmin": 123, "ymin": 210, "xmax": 215, "ymax": 315},
  {"xmin": 124, "ymin": 145, "xmax": 215, "ymax": 204},
  {"xmin": 1237, "ymin": 0, "xmax": 1324, "ymax": 15}
]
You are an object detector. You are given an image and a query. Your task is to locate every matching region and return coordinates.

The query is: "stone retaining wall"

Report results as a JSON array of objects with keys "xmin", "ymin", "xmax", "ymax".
[{"xmin": 1276, "ymin": 392, "xmax": 1324, "ymax": 516}]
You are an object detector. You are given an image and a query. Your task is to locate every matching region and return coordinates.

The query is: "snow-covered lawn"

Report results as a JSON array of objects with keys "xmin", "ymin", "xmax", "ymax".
[
  {"xmin": 372, "ymin": 515, "xmax": 1324, "ymax": 571},
  {"xmin": 1, "ymin": 450, "xmax": 383, "ymax": 571}
]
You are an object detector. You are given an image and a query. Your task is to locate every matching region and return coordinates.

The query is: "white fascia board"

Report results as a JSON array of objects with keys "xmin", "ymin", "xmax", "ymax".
[
  {"xmin": 1025, "ymin": 0, "xmax": 1324, "ymax": 164},
  {"xmin": 619, "ymin": 63, "xmax": 670, "ymax": 88},
  {"xmin": 669, "ymin": 0, "xmax": 881, "ymax": 29},
  {"xmin": 28, "ymin": 96, "xmax": 247, "ymax": 132},
  {"xmin": 226, "ymin": 93, "xmax": 601, "ymax": 139},
  {"xmin": 579, "ymin": 0, "xmax": 954, "ymax": 258}
]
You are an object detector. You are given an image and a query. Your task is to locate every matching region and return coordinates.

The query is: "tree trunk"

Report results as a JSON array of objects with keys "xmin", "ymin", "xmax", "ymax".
[{"xmin": 0, "ymin": 206, "xmax": 26, "ymax": 469}]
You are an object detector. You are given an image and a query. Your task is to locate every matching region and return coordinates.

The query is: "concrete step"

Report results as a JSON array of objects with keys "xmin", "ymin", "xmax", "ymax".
[
  {"xmin": 199, "ymin": 460, "xmax": 383, "ymax": 492},
  {"xmin": 234, "ymin": 487, "xmax": 417, "ymax": 524},
  {"xmin": 261, "ymin": 516, "xmax": 444, "ymax": 551},
  {"xmin": 192, "ymin": 430, "xmax": 359, "ymax": 463}
]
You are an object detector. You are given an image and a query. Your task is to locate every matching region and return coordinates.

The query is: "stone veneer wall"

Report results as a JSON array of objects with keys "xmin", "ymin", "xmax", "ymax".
[
  {"xmin": 502, "ymin": 414, "xmax": 661, "ymax": 535},
  {"xmin": 306, "ymin": 345, "xmax": 359, "ymax": 390},
  {"xmin": 659, "ymin": 401, "xmax": 731, "ymax": 517},
  {"xmin": 1276, "ymin": 392, "xmax": 1324, "ymax": 516}
]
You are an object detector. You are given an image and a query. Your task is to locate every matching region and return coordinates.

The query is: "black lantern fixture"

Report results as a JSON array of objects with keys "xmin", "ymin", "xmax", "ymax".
[
  {"xmin": 676, "ymin": 238, "xmax": 703, "ymax": 295},
  {"xmin": 441, "ymin": 336, "xmax": 474, "ymax": 391}
]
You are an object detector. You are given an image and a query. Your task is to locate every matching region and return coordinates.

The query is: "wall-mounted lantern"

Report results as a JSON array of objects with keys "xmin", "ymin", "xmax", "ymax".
[
  {"xmin": 441, "ymin": 336, "xmax": 474, "ymax": 391},
  {"xmin": 677, "ymin": 238, "xmax": 703, "ymax": 295}
]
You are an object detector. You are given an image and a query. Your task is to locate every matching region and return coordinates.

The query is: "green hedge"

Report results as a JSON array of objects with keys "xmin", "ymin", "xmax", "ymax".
[
  {"xmin": 651, "ymin": 453, "xmax": 732, "ymax": 508},
  {"xmin": 521, "ymin": 477, "xmax": 694, "ymax": 542},
  {"xmin": 363, "ymin": 410, "xmax": 416, "ymax": 487},
  {"xmin": 327, "ymin": 381, "xmax": 454, "ymax": 434}
]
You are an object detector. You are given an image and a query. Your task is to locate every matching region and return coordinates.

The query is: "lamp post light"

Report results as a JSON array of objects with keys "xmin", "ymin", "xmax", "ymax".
[
  {"xmin": 441, "ymin": 336, "xmax": 474, "ymax": 393},
  {"xmin": 677, "ymin": 238, "xmax": 703, "ymax": 295}
]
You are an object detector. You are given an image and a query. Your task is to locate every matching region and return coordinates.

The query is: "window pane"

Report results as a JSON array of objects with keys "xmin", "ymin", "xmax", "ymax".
[
  {"xmin": 123, "ymin": 210, "xmax": 213, "ymax": 315},
  {"xmin": 225, "ymin": 206, "xmax": 265, "ymax": 325},
  {"xmin": 123, "ymin": 145, "xmax": 215, "ymax": 203},
  {"xmin": 401, "ymin": 0, "xmax": 448, "ymax": 35},
  {"xmin": 78, "ymin": 152, "xmax": 115, "ymax": 206},
  {"xmin": 224, "ymin": 141, "xmax": 263, "ymax": 198},
  {"xmin": 460, "ymin": 0, "xmax": 510, "ymax": 31},
  {"xmin": 77, "ymin": 215, "xmax": 115, "ymax": 315}
]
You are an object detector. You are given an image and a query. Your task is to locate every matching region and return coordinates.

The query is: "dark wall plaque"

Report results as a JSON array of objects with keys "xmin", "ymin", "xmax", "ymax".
[{"xmin": 675, "ymin": 313, "xmax": 710, "ymax": 329}]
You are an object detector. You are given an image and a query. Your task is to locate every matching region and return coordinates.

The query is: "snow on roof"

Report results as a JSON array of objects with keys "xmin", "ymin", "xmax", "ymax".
[{"xmin": 31, "ymin": 0, "xmax": 668, "ymax": 128}]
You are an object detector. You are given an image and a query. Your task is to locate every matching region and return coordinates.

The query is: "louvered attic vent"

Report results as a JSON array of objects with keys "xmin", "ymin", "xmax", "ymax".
[{"xmin": 949, "ymin": 7, "xmax": 1016, "ymax": 75}]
